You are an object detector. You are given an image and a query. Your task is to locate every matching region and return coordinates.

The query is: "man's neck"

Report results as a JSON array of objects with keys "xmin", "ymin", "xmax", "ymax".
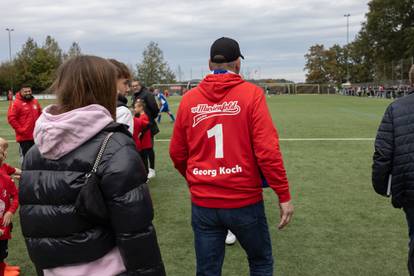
[{"xmin": 211, "ymin": 69, "xmax": 238, "ymax": 75}]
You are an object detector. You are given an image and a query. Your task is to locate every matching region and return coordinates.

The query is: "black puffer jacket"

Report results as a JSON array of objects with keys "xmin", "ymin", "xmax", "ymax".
[
  {"xmin": 373, "ymin": 94, "xmax": 414, "ymax": 208},
  {"xmin": 19, "ymin": 123, "xmax": 166, "ymax": 275}
]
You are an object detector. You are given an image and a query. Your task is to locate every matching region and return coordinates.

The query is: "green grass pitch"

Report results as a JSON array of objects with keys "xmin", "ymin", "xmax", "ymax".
[{"xmin": 0, "ymin": 95, "xmax": 408, "ymax": 275}]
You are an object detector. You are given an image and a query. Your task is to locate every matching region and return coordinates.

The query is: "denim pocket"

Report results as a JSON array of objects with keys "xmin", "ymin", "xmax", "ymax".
[{"xmin": 226, "ymin": 201, "xmax": 264, "ymax": 228}]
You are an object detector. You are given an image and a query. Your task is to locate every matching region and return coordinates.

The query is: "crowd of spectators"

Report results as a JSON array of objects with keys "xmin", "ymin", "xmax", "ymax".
[{"xmin": 341, "ymin": 85, "xmax": 413, "ymax": 99}]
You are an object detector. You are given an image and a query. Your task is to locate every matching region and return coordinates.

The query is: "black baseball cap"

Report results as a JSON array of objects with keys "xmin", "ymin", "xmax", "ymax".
[{"xmin": 210, "ymin": 37, "xmax": 244, "ymax": 64}]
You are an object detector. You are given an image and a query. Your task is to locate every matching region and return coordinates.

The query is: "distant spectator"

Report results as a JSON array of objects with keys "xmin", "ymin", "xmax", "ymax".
[
  {"xmin": 7, "ymin": 86, "xmax": 42, "ymax": 157},
  {"xmin": 7, "ymin": 90, "xmax": 13, "ymax": 101}
]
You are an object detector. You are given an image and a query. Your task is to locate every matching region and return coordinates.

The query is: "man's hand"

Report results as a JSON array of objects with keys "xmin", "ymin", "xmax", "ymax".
[
  {"xmin": 3, "ymin": 211, "xmax": 13, "ymax": 227},
  {"xmin": 278, "ymin": 201, "xmax": 294, "ymax": 230},
  {"xmin": 0, "ymin": 230, "xmax": 4, "ymax": 237}
]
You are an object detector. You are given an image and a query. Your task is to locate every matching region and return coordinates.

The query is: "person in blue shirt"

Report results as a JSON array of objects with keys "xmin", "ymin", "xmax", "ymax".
[{"xmin": 156, "ymin": 89, "xmax": 175, "ymax": 123}]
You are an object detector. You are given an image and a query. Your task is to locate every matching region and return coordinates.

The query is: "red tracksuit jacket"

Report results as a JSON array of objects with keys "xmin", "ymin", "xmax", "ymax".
[
  {"xmin": 0, "ymin": 174, "xmax": 18, "ymax": 240},
  {"xmin": 133, "ymin": 113, "xmax": 152, "ymax": 151},
  {"xmin": 170, "ymin": 73, "xmax": 291, "ymax": 209},
  {"xmin": 7, "ymin": 93, "xmax": 42, "ymax": 142},
  {"xmin": 0, "ymin": 163, "xmax": 16, "ymax": 176}
]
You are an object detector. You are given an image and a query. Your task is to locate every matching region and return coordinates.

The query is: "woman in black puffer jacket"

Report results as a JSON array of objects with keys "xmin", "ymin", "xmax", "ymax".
[{"xmin": 19, "ymin": 56, "xmax": 165, "ymax": 276}]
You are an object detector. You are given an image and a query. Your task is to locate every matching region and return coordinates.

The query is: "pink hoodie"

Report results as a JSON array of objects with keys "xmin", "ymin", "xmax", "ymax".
[
  {"xmin": 33, "ymin": 104, "xmax": 127, "ymax": 275},
  {"xmin": 34, "ymin": 104, "xmax": 114, "ymax": 160}
]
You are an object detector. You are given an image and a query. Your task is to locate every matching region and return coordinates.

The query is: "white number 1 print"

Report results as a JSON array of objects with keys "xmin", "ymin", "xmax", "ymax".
[{"xmin": 207, "ymin": 124, "xmax": 224, "ymax": 159}]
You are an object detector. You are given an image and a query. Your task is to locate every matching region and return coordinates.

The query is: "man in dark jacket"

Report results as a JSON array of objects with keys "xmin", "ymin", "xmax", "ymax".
[
  {"xmin": 7, "ymin": 86, "xmax": 42, "ymax": 157},
  {"xmin": 131, "ymin": 80, "xmax": 159, "ymax": 179},
  {"xmin": 372, "ymin": 64, "xmax": 414, "ymax": 275}
]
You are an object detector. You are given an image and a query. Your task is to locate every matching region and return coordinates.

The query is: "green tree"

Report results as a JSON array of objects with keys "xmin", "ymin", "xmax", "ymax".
[
  {"xmin": 64, "ymin": 42, "xmax": 82, "ymax": 60},
  {"xmin": 304, "ymin": 0, "xmax": 414, "ymax": 84},
  {"xmin": 353, "ymin": 0, "xmax": 414, "ymax": 81},
  {"xmin": 0, "ymin": 62, "xmax": 15, "ymax": 93},
  {"xmin": 13, "ymin": 37, "xmax": 39, "ymax": 90},
  {"xmin": 13, "ymin": 36, "xmax": 63, "ymax": 92},
  {"xmin": 304, "ymin": 44, "xmax": 329, "ymax": 84},
  {"xmin": 43, "ymin": 35, "xmax": 63, "ymax": 63},
  {"xmin": 136, "ymin": 41, "xmax": 176, "ymax": 86}
]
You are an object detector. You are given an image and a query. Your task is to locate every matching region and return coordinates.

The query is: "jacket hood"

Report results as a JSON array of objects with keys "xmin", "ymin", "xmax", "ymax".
[
  {"xmin": 197, "ymin": 73, "xmax": 244, "ymax": 102},
  {"xmin": 34, "ymin": 104, "xmax": 114, "ymax": 160}
]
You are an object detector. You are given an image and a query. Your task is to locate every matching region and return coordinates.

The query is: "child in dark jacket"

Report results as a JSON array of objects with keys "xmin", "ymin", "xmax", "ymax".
[{"xmin": 133, "ymin": 100, "xmax": 153, "ymax": 174}]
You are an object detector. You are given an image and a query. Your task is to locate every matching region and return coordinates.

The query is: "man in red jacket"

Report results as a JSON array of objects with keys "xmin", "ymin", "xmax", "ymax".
[
  {"xmin": 170, "ymin": 37, "xmax": 293, "ymax": 275},
  {"xmin": 7, "ymin": 86, "xmax": 42, "ymax": 157}
]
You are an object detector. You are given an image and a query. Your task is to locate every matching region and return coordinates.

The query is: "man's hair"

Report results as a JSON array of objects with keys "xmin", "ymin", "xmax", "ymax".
[
  {"xmin": 209, "ymin": 60, "xmax": 238, "ymax": 71},
  {"xmin": 20, "ymin": 85, "xmax": 31, "ymax": 92},
  {"xmin": 410, "ymin": 65, "xmax": 414, "ymax": 85},
  {"xmin": 108, "ymin": 59, "xmax": 131, "ymax": 80},
  {"xmin": 50, "ymin": 55, "xmax": 118, "ymax": 120}
]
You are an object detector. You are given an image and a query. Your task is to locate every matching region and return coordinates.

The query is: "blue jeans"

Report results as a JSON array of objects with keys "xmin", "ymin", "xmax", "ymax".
[
  {"xmin": 191, "ymin": 201, "xmax": 274, "ymax": 276},
  {"xmin": 405, "ymin": 207, "xmax": 414, "ymax": 275}
]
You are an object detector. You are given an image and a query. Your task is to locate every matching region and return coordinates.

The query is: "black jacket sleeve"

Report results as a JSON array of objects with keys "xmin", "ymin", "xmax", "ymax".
[
  {"xmin": 100, "ymin": 140, "xmax": 165, "ymax": 275},
  {"xmin": 145, "ymin": 93, "xmax": 160, "ymax": 120},
  {"xmin": 372, "ymin": 104, "xmax": 394, "ymax": 196}
]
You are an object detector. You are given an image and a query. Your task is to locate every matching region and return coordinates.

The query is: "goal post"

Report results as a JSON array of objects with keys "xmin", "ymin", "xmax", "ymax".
[
  {"xmin": 258, "ymin": 83, "xmax": 294, "ymax": 95},
  {"xmin": 294, "ymin": 84, "xmax": 320, "ymax": 94}
]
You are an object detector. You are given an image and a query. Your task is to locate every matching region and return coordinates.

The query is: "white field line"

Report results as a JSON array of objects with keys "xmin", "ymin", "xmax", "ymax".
[{"xmin": 6, "ymin": 138, "xmax": 375, "ymax": 143}]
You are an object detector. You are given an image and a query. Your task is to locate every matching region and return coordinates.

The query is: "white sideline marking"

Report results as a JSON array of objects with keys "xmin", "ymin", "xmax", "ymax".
[{"xmin": 6, "ymin": 138, "xmax": 375, "ymax": 144}]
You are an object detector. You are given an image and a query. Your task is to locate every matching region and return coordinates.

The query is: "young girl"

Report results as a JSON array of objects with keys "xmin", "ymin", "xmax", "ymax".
[
  {"xmin": 0, "ymin": 138, "xmax": 21, "ymax": 179},
  {"xmin": 0, "ymin": 173, "xmax": 19, "ymax": 276},
  {"xmin": 133, "ymin": 100, "xmax": 152, "ymax": 174}
]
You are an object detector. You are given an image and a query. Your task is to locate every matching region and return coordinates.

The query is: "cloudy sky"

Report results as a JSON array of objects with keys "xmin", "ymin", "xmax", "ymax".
[{"xmin": 0, "ymin": 0, "xmax": 370, "ymax": 82}]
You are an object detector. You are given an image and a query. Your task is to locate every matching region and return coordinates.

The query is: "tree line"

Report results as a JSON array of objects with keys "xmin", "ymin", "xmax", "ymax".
[
  {"xmin": 304, "ymin": 0, "xmax": 414, "ymax": 85},
  {"xmin": 0, "ymin": 37, "xmax": 176, "ymax": 94}
]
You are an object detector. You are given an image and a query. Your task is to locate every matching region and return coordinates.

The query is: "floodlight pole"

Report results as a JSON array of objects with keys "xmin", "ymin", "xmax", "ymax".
[
  {"xmin": 344, "ymin": 14, "xmax": 351, "ymax": 83},
  {"xmin": 5, "ymin": 27, "xmax": 14, "ymax": 91}
]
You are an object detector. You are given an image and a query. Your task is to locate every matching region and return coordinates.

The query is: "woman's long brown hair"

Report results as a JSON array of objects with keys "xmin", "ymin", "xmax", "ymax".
[{"xmin": 50, "ymin": 55, "xmax": 117, "ymax": 119}]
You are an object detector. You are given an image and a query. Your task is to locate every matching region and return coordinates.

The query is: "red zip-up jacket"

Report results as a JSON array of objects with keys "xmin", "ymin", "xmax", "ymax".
[
  {"xmin": 0, "ymin": 174, "xmax": 19, "ymax": 240},
  {"xmin": 7, "ymin": 93, "xmax": 42, "ymax": 142},
  {"xmin": 170, "ymin": 73, "xmax": 291, "ymax": 208},
  {"xmin": 0, "ymin": 163, "xmax": 16, "ymax": 176},
  {"xmin": 133, "ymin": 113, "xmax": 152, "ymax": 151}
]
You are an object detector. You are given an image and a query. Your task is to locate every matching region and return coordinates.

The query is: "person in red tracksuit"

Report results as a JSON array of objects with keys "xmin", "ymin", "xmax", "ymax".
[
  {"xmin": 7, "ymin": 86, "xmax": 42, "ymax": 158},
  {"xmin": 133, "ymin": 100, "xmax": 152, "ymax": 174},
  {"xmin": 0, "ymin": 173, "xmax": 19, "ymax": 276},
  {"xmin": 170, "ymin": 37, "xmax": 294, "ymax": 276}
]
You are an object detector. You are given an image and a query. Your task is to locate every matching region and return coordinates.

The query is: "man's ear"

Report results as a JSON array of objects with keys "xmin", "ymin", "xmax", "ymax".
[
  {"xmin": 208, "ymin": 60, "xmax": 213, "ymax": 71},
  {"xmin": 235, "ymin": 58, "xmax": 241, "ymax": 74}
]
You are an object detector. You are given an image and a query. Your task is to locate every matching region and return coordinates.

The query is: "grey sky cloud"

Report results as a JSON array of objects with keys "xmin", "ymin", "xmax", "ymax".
[{"xmin": 1, "ymin": 0, "xmax": 370, "ymax": 81}]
